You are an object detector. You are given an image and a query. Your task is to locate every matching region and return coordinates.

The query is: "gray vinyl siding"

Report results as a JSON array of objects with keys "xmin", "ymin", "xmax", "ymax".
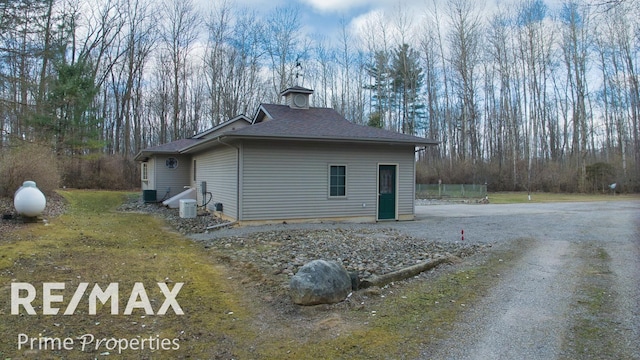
[
  {"xmin": 240, "ymin": 140, "xmax": 415, "ymax": 221},
  {"xmin": 152, "ymin": 155, "xmax": 192, "ymax": 199},
  {"xmin": 193, "ymin": 146, "xmax": 238, "ymax": 219}
]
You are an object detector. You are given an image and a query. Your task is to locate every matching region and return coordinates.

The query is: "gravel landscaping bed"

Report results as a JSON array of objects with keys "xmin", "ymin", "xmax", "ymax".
[
  {"xmin": 117, "ymin": 195, "xmax": 486, "ymax": 280},
  {"xmin": 117, "ymin": 195, "xmax": 228, "ymax": 234},
  {"xmin": 198, "ymin": 227, "xmax": 485, "ymax": 279}
]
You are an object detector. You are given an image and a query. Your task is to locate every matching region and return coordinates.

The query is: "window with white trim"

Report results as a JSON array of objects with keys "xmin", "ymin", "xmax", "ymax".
[
  {"xmin": 141, "ymin": 162, "xmax": 149, "ymax": 181},
  {"xmin": 329, "ymin": 165, "xmax": 346, "ymax": 197}
]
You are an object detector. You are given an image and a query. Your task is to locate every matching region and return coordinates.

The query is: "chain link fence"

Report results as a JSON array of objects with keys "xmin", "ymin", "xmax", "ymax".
[{"xmin": 416, "ymin": 184, "xmax": 487, "ymax": 199}]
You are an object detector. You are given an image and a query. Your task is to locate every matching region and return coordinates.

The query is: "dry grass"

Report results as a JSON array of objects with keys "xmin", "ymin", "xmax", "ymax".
[
  {"xmin": 0, "ymin": 190, "xmax": 256, "ymax": 358},
  {"xmin": 488, "ymin": 192, "xmax": 640, "ymax": 204}
]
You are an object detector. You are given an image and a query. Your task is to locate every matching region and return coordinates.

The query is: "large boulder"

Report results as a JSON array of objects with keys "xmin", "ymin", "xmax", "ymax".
[{"xmin": 289, "ymin": 260, "xmax": 352, "ymax": 306}]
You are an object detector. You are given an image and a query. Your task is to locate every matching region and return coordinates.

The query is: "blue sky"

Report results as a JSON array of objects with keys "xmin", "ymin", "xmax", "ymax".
[
  {"xmin": 222, "ymin": 0, "xmax": 428, "ymax": 37},
  {"xmin": 204, "ymin": 0, "xmax": 566, "ymax": 44}
]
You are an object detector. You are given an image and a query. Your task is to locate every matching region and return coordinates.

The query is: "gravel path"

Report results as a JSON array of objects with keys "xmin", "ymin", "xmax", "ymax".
[
  {"xmin": 425, "ymin": 239, "xmax": 580, "ymax": 359},
  {"xmin": 417, "ymin": 200, "xmax": 640, "ymax": 359}
]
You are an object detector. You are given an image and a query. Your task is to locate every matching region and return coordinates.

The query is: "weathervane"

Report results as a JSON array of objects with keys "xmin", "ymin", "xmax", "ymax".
[{"xmin": 295, "ymin": 56, "xmax": 304, "ymax": 86}]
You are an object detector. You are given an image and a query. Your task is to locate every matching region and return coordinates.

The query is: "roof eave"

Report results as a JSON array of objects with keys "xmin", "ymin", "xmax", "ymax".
[
  {"xmin": 221, "ymin": 134, "xmax": 439, "ymax": 146},
  {"xmin": 134, "ymin": 152, "xmax": 149, "ymax": 162},
  {"xmin": 180, "ymin": 137, "xmax": 228, "ymax": 154},
  {"xmin": 134, "ymin": 150, "xmax": 177, "ymax": 161},
  {"xmin": 134, "ymin": 146, "xmax": 197, "ymax": 161}
]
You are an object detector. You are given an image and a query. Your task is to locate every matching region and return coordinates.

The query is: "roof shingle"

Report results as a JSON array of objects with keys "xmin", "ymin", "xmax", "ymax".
[
  {"xmin": 228, "ymin": 104, "xmax": 437, "ymax": 145},
  {"xmin": 142, "ymin": 138, "xmax": 201, "ymax": 152},
  {"xmin": 137, "ymin": 101, "xmax": 438, "ymax": 160}
]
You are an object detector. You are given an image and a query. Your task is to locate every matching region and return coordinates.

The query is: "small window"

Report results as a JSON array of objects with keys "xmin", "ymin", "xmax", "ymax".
[
  {"xmin": 329, "ymin": 165, "xmax": 346, "ymax": 197},
  {"xmin": 193, "ymin": 159, "xmax": 197, "ymax": 181},
  {"xmin": 141, "ymin": 162, "xmax": 149, "ymax": 181}
]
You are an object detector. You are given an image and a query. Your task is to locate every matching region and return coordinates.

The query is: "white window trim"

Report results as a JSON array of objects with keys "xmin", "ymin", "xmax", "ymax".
[
  {"xmin": 328, "ymin": 164, "xmax": 347, "ymax": 199},
  {"xmin": 141, "ymin": 162, "xmax": 149, "ymax": 181}
]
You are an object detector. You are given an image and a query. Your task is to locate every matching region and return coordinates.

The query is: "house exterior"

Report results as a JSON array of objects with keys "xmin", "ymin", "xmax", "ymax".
[
  {"xmin": 135, "ymin": 87, "xmax": 438, "ymax": 224},
  {"xmin": 135, "ymin": 115, "xmax": 251, "ymax": 202}
]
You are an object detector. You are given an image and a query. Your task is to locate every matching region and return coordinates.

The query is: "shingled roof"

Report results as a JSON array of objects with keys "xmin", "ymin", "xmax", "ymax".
[
  {"xmin": 134, "ymin": 138, "xmax": 201, "ymax": 161},
  {"xmin": 136, "ymin": 87, "xmax": 438, "ymax": 160},
  {"xmin": 222, "ymin": 104, "xmax": 438, "ymax": 146}
]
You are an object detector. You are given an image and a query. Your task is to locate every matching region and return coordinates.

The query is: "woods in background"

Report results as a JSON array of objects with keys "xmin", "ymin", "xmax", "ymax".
[{"xmin": 0, "ymin": 0, "xmax": 638, "ymax": 192}]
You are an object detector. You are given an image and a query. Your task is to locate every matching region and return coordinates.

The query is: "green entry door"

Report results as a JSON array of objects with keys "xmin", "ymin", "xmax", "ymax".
[{"xmin": 378, "ymin": 165, "xmax": 397, "ymax": 220}]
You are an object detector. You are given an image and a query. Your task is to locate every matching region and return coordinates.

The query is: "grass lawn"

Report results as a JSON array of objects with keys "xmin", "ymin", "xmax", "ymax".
[
  {"xmin": 487, "ymin": 192, "xmax": 640, "ymax": 204},
  {"xmin": 0, "ymin": 190, "xmax": 257, "ymax": 358},
  {"xmin": 0, "ymin": 190, "xmax": 525, "ymax": 359}
]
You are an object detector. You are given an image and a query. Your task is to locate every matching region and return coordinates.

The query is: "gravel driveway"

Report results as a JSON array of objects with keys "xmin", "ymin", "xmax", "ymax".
[
  {"xmin": 192, "ymin": 199, "xmax": 640, "ymax": 359},
  {"xmin": 414, "ymin": 200, "xmax": 640, "ymax": 359}
]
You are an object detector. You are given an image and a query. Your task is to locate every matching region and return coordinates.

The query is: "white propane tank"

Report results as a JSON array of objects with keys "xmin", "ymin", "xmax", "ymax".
[{"xmin": 14, "ymin": 181, "xmax": 47, "ymax": 217}]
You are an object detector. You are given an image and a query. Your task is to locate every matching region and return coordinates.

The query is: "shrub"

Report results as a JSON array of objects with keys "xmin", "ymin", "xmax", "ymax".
[
  {"xmin": 0, "ymin": 143, "xmax": 61, "ymax": 197},
  {"xmin": 60, "ymin": 155, "xmax": 139, "ymax": 190}
]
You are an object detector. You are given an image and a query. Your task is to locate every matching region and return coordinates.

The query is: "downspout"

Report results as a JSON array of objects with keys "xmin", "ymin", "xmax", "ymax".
[{"xmin": 217, "ymin": 137, "xmax": 241, "ymax": 222}]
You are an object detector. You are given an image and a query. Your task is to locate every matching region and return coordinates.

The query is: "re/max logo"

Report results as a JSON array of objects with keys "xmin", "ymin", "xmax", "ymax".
[{"xmin": 11, "ymin": 282, "xmax": 184, "ymax": 315}]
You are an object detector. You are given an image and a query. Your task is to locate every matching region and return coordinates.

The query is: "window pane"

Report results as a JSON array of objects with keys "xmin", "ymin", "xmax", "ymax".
[{"xmin": 329, "ymin": 166, "xmax": 346, "ymax": 197}]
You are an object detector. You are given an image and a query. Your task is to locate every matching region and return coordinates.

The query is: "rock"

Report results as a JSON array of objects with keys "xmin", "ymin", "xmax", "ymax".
[
  {"xmin": 349, "ymin": 271, "xmax": 360, "ymax": 290},
  {"xmin": 289, "ymin": 260, "xmax": 352, "ymax": 306}
]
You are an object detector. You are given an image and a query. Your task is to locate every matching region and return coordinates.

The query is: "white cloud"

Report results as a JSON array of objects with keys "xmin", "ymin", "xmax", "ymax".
[
  {"xmin": 299, "ymin": 0, "xmax": 373, "ymax": 13},
  {"xmin": 346, "ymin": 1, "xmax": 427, "ymax": 49}
]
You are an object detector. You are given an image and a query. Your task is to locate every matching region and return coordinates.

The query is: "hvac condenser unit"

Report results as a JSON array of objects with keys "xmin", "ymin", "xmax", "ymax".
[{"xmin": 179, "ymin": 199, "xmax": 197, "ymax": 219}]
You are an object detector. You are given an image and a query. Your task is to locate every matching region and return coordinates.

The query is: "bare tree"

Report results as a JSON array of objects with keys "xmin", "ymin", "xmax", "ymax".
[
  {"xmin": 204, "ymin": 3, "xmax": 264, "ymax": 125},
  {"xmin": 447, "ymin": 0, "xmax": 483, "ymax": 162},
  {"xmin": 486, "ymin": 7, "xmax": 518, "ymax": 185},
  {"xmin": 203, "ymin": 0, "xmax": 232, "ymax": 125},
  {"xmin": 102, "ymin": 0, "xmax": 157, "ymax": 156},
  {"xmin": 516, "ymin": 0, "xmax": 554, "ymax": 192},
  {"xmin": 419, "ymin": 24, "xmax": 443, "ymax": 159},
  {"xmin": 428, "ymin": 0, "xmax": 455, "ymax": 169},
  {"xmin": 310, "ymin": 35, "xmax": 334, "ymax": 108},
  {"xmin": 263, "ymin": 5, "xmax": 303, "ymax": 98},
  {"xmin": 560, "ymin": 0, "xmax": 592, "ymax": 191},
  {"xmin": 159, "ymin": 0, "xmax": 201, "ymax": 140}
]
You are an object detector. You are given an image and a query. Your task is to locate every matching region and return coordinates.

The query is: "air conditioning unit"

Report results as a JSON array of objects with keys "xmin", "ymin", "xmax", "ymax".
[{"xmin": 179, "ymin": 199, "xmax": 197, "ymax": 219}]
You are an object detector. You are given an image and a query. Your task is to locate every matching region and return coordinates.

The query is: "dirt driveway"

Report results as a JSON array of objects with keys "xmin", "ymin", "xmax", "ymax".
[{"xmin": 405, "ymin": 200, "xmax": 640, "ymax": 359}]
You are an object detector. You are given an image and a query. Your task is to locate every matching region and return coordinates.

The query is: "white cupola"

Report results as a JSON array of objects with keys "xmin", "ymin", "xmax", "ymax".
[{"xmin": 280, "ymin": 86, "xmax": 313, "ymax": 109}]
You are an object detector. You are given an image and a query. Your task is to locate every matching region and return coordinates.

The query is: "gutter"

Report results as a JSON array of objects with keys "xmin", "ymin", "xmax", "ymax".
[
  {"xmin": 178, "ymin": 133, "xmax": 438, "ymax": 155},
  {"xmin": 220, "ymin": 134, "xmax": 439, "ymax": 147}
]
